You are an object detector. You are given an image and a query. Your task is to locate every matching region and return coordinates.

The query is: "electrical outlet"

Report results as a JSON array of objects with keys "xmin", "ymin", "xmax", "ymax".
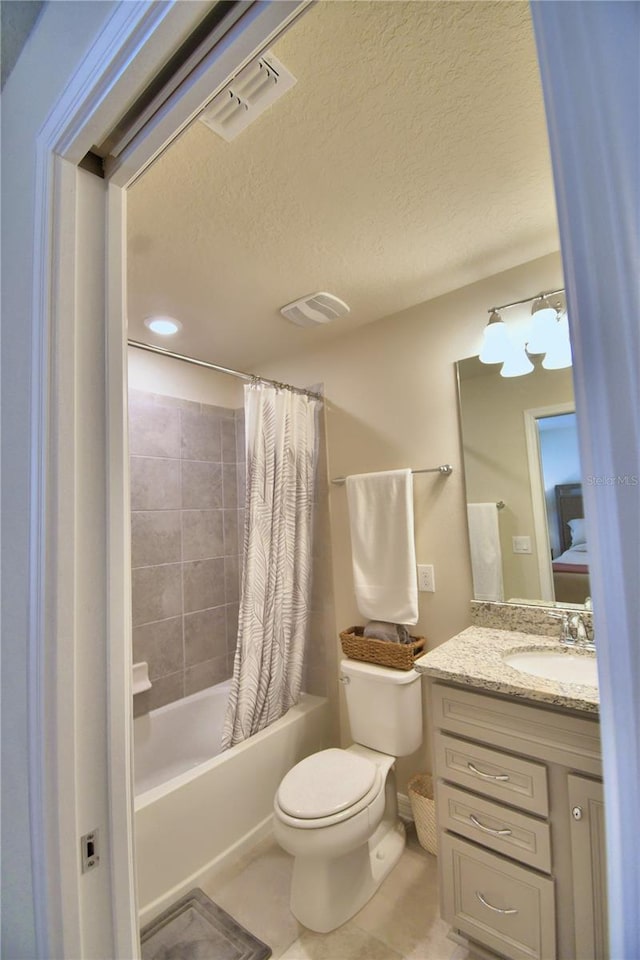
[{"xmin": 417, "ymin": 564, "xmax": 435, "ymax": 592}]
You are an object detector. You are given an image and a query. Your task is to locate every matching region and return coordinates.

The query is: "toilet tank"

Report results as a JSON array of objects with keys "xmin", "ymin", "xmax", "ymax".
[{"xmin": 340, "ymin": 658, "xmax": 423, "ymax": 756}]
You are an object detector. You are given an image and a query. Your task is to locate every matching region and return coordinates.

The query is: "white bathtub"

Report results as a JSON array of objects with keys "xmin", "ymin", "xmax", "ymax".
[
  {"xmin": 134, "ymin": 682, "xmax": 330, "ymax": 923},
  {"xmin": 134, "ymin": 681, "xmax": 232, "ymax": 795}
]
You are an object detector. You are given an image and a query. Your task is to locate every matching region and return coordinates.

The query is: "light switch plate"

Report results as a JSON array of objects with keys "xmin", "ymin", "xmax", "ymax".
[{"xmin": 512, "ymin": 536, "xmax": 532, "ymax": 554}]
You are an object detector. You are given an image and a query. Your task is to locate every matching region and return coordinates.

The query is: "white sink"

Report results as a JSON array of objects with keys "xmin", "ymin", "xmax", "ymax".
[{"xmin": 503, "ymin": 650, "xmax": 598, "ymax": 687}]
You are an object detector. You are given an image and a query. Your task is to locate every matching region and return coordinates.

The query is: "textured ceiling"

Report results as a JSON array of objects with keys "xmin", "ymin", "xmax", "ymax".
[{"xmin": 127, "ymin": 0, "xmax": 559, "ymax": 370}]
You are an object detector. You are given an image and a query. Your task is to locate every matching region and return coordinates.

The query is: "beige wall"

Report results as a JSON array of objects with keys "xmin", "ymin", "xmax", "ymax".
[
  {"xmin": 460, "ymin": 361, "xmax": 575, "ymax": 601},
  {"xmin": 128, "ymin": 345, "xmax": 244, "ymax": 408},
  {"xmin": 260, "ymin": 251, "xmax": 564, "ymax": 789}
]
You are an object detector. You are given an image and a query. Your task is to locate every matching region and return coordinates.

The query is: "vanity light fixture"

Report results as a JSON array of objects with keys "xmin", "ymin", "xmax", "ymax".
[
  {"xmin": 144, "ymin": 315, "xmax": 183, "ymax": 336},
  {"xmin": 479, "ymin": 310, "xmax": 511, "ymax": 364},
  {"xmin": 480, "ymin": 288, "xmax": 570, "ymax": 377},
  {"xmin": 542, "ymin": 313, "xmax": 573, "ymax": 369},
  {"xmin": 500, "ymin": 343, "xmax": 535, "ymax": 378},
  {"xmin": 527, "ymin": 295, "xmax": 560, "ymax": 354}
]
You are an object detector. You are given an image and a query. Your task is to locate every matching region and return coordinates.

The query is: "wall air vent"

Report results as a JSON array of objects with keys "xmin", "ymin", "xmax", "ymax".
[
  {"xmin": 199, "ymin": 53, "xmax": 296, "ymax": 142},
  {"xmin": 280, "ymin": 292, "xmax": 351, "ymax": 328}
]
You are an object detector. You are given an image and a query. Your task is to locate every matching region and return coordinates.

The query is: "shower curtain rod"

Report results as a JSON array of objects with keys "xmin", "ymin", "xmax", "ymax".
[{"xmin": 127, "ymin": 339, "xmax": 324, "ymax": 401}]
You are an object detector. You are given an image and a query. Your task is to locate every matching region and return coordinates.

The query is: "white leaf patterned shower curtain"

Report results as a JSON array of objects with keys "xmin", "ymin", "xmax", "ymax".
[{"xmin": 221, "ymin": 382, "xmax": 321, "ymax": 749}]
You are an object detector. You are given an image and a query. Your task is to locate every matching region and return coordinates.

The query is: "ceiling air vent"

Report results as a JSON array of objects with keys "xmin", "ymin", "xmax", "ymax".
[
  {"xmin": 199, "ymin": 53, "xmax": 296, "ymax": 142},
  {"xmin": 280, "ymin": 292, "xmax": 351, "ymax": 328}
]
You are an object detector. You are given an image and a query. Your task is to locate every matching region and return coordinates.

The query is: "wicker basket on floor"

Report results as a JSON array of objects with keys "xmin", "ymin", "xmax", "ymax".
[
  {"xmin": 408, "ymin": 773, "xmax": 438, "ymax": 855},
  {"xmin": 339, "ymin": 626, "xmax": 425, "ymax": 671}
]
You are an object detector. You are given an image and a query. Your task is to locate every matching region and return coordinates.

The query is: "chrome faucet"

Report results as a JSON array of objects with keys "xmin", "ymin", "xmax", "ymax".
[{"xmin": 549, "ymin": 611, "xmax": 595, "ymax": 651}]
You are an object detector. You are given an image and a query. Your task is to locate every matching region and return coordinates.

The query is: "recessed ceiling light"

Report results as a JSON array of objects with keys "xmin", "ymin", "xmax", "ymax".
[{"xmin": 144, "ymin": 315, "xmax": 182, "ymax": 336}]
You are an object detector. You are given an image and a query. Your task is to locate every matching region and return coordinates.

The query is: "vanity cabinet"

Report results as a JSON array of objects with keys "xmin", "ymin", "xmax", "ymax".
[
  {"xmin": 567, "ymin": 775, "xmax": 608, "ymax": 960},
  {"xmin": 429, "ymin": 680, "xmax": 607, "ymax": 960}
]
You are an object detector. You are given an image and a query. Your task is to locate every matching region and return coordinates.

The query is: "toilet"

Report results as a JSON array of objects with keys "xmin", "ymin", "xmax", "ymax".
[{"xmin": 273, "ymin": 658, "xmax": 423, "ymax": 932}]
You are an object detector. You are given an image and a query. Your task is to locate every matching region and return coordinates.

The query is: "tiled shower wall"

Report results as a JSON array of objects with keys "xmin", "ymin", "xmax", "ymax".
[{"xmin": 129, "ymin": 389, "xmax": 245, "ymax": 716}]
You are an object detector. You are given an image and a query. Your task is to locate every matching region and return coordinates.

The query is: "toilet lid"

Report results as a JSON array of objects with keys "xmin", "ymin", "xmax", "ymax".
[{"xmin": 277, "ymin": 748, "xmax": 378, "ymax": 820}]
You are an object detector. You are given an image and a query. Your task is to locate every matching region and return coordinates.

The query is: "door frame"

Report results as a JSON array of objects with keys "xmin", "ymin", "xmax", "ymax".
[
  {"xmin": 30, "ymin": 2, "xmax": 310, "ymax": 955},
  {"xmin": 25, "ymin": 1, "xmax": 640, "ymax": 956},
  {"xmin": 523, "ymin": 401, "xmax": 576, "ymax": 601}
]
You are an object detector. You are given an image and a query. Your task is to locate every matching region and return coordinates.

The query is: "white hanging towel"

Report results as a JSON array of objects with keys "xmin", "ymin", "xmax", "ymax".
[
  {"xmin": 346, "ymin": 469, "xmax": 418, "ymax": 625},
  {"xmin": 466, "ymin": 503, "xmax": 504, "ymax": 602}
]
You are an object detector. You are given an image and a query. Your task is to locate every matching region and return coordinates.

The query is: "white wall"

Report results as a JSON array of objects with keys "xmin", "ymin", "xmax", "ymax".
[{"xmin": 0, "ymin": 3, "xmax": 115, "ymax": 955}]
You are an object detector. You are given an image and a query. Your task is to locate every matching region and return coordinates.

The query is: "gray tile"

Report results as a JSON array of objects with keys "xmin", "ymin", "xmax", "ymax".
[
  {"xmin": 129, "ymin": 399, "xmax": 180, "ymax": 458},
  {"xmin": 129, "ymin": 389, "xmax": 199, "ymax": 412},
  {"xmin": 222, "ymin": 463, "xmax": 238, "ymax": 509},
  {"xmin": 180, "ymin": 409, "xmax": 221, "ymax": 461},
  {"xmin": 183, "ymin": 558, "xmax": 226, "ymax": 613},
  {"xmin": 184, "ymin": 655, "xmax": 232, "ymax": 695},
  {"xmin": 184, "ymin": 606, "xmax": 227, "ymax": 666},
  {"xmin": 237, "ymin": 464, "xmax": 246, "ymax": 507},
  {"xmin": 131, "ymin": 510, "xmax": 181, "ymax": 568},
  {"xmin": 235, "ymin": 416, "xmax": 246, "ymax": 462},
  {"xmin": 132, "ymin": 563, "xmax": 182, "ymax": 626},
  {"xmin": 130, "ymin": 457, "xmax": 181, "ymax": 511},
  {"xmin": 223, "ymin": 510, "xmax": 239, "ymax": 556},
  {"xmin": 226, "ymin": 602, "xmax": 240, "ymax": 654},
  {"xmin": 182, "ymin": 509, "xmax": 224, "ymax": 560},
  {"xmin": 201, "ymin": 402, "xmax": 235, "ymax": 420},
  {"xmin": 132, "ymin": 617, "xmax": 183, "ymax": 680},
  {"xmin": 133, "ymin": 671, "xmax": 184, "ymax": 716},
  {"xmin": 224, "ymin": 554, "xmax": 241, "ymax": 604},
  {"xmin": 182, "ymin": 460, "xmax": 223, "ymax": 509},
  {"xmin": 221, "ymin": 418, "xmax": 237, "ymax": 463}
]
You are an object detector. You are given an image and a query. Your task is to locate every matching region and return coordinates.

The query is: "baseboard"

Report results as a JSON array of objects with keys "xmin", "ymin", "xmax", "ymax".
[
  {"xmin": 397, "ymin": 792, "xmax": 413, "ymax": 821},
  {"xmin": 138, "ymin": 813, "xmax": 274, "ymax": 928}
]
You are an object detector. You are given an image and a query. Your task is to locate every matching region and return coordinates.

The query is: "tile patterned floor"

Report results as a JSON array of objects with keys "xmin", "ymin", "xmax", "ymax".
[{"xmin": 200, "ymin": 825, "xmax": 469, "ymax": 960}]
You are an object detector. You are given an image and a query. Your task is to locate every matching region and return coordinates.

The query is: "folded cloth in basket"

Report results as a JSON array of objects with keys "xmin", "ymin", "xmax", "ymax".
[{"xmin": 363, "ymin": 620, "xmax": 411, "ymax": 644}]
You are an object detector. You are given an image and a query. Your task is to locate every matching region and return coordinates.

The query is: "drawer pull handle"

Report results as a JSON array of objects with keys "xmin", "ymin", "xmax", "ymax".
[
  {"xmin": 476, "ymin": 892, "xmax": 518, "ymax": 915},
  {"xmin": 467, "ymin": 761, "xmax": 510, "ymax": 782},
  {"xmin": 469, "ymin": 814, "xmax": 512, "ymax": 837}
]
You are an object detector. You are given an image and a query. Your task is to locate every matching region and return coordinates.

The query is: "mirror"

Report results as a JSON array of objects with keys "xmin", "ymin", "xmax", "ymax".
[{"xmin": 457, "ymin": 352, "xmax": 591, "ymax": 609}]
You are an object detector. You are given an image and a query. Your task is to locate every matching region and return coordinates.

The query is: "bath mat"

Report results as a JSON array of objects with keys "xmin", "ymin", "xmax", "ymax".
[{"xmin": 141, "ymin": 888, "xmax": 272, "ymax": 960}]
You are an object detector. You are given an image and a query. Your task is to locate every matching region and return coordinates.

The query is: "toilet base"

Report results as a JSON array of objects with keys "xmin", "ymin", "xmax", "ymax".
[{"xmin": 289, "ymin": 816, "xmax": 406, "ymax": 933}]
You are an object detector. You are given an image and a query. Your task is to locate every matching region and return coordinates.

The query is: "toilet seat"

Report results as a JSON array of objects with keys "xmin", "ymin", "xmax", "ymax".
[{"xmin": 275, "ymin": 748, "xmax": 383, "ymax": 829}]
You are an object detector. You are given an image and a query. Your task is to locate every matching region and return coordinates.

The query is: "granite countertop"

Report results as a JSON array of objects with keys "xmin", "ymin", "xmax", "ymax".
[{"xmin": 414, "ymin": 626, "xmax": 599, "ymax": 715}]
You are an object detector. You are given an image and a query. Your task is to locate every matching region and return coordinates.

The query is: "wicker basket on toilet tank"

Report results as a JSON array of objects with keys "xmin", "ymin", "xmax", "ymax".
[{"xmin": 339, "ymin": 626, "xmax": 425, "ymax": 671}]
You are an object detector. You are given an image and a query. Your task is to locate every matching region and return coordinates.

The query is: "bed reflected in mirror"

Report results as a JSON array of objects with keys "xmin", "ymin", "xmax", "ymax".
[{"xmin": 457, "ymin": 355, "xmax": 591, "ymax": 608}]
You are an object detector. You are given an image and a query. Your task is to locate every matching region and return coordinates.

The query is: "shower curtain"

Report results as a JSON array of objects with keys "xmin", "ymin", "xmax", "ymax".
[{"xmin": 221, "ymin": 382, "xmax": 321, "ymax": 749}]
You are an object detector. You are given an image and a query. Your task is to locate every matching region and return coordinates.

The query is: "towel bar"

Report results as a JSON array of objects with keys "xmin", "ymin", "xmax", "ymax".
[{"xmin": 331, "ymin": 464, "xmax": 453, "ymax": 485}]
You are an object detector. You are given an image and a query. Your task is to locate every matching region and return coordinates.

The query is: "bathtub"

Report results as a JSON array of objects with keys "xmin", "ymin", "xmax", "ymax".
[{"xmin": 134, "ymin": 681, "xmax": 330, "ymax": 922}]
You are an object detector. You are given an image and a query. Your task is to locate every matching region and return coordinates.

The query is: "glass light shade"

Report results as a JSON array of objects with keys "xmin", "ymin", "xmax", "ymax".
[
  {"xmin": 500, "ymin": 344, "xmax": 535, "ymax": 378},
  {"xmin": 542, "ymin": 315, "xmax": 572, "ymax": 369},
  {"xmin": 527, "ymin": 309, "xmax": 559, "ymax": 354},
  {"xmin": 531, "ymin": 296, "xmax": 557, "ymax": 324},
  {"xmin": 479, "ymin": 312, "xmax": 510, "ymax": 364},
  {"xmin": 144, "ymin": 315, "xmax": 182, "ymax": 335}
]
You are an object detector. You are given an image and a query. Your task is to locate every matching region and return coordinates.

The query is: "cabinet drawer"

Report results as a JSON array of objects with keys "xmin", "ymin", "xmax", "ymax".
[
  {"xmin": 440, "ymin": 833, "xmax": 556, "ymax": 960},
  {"xmin": 431, "ymin": 682, "xmax": 601, "ymax": 775},
  {"xmin": 435, "ymin": 732, "xmax": 549, "ymax": 816},
  {"xmin": 437, "ymin": 781, "xmax": 551, "ymax": 873}
]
